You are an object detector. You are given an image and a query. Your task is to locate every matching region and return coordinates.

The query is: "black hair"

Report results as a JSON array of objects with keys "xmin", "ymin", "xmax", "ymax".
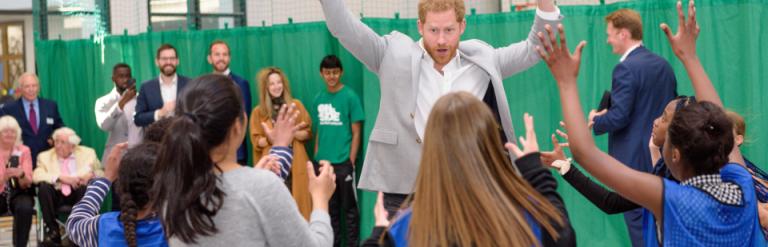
[
  {"xmin": 151, "ymin": 74, "xmax": 243, "ymax": 243},
  {"xmin": 143, "ymin": 117, "xmax": 173, "ymax": 143},
  {"xmin": 117, "ymin": 142, "xmax": 161, "ymax": 247},
  {"xmin": 113, "ymin": 63, "xmax": 131, "ymax": 73},
  {"xmin": 319, "ymin": 54, "xmax": 343, "ymax": 71},
  {"xmin": 668, "ymin": 101, "xmax": 734, "ymax": 175}
]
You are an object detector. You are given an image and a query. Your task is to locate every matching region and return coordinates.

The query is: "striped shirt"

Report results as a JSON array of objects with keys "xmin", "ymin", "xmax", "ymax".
[
  {"xmin": 66, "ymin": 147, "xmax": 294, "ymax": 247},
  {"xmin": 270, "ymin": 146, "xmax": 293, "ymax": 179},
  {"xmin": 66, "ymin": 177, "xmax": 112, "ymax": 247}
]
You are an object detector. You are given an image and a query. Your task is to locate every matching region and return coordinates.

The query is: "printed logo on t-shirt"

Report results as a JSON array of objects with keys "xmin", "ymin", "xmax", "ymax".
[{"xmin": 318, "ymin": 104, "xmax": 343, "ymax": 126}]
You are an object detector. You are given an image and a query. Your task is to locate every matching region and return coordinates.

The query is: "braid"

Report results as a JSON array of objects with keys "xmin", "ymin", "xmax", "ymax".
[
  {"xmin": 119, "ymin": 190, "xmax": 139, "ymax": 247},
  {"xmin": 115, "ymin": 142, "xmax": 160, "ymax": 246}
]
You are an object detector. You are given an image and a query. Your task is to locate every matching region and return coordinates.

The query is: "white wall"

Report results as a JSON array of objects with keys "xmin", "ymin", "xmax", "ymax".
[
  {"xmin": 104, "ymin": 0, "xmax": 633, "ymax": 32},
  {"xmin": 247, "ymin": 0, "xmax": 501, "ymax": 27},
  {"xmin": 0, "ymin": 15, "xmax": 36, "ymax": 74},
  {"xmin": 111, "ymin": 0, "xmax": 150, "ymax": 35}
]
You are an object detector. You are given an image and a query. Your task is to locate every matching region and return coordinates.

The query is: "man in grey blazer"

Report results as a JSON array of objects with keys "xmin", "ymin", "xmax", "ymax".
[{"xmin": 319, "ymin": 0, "xmax": 562, "ymax": 214}]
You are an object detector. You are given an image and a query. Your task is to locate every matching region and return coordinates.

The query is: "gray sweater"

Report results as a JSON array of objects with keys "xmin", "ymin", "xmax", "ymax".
[{"xmin": 169, "ymin": 167, "xmax": 333, "ymax": 247}]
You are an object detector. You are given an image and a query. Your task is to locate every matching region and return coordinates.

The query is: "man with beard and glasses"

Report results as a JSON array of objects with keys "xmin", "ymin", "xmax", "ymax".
[
  {"xmin": 318, "ymin": 0, "xmax": 563, "ymax": 215},
  {"xmin": 134, "ymin": 44, "xmax": 191, "ymax": 127},
  {"xmin": 208, "ymin": 40, "xmax": 252, "ymax": 166}
]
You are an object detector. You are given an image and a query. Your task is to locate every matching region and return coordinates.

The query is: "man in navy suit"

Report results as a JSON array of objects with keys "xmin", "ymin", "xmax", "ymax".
[
  {"xmin": 588, "ymin": 9, "xmax": 677, "ymax": 247},
  {"xmin": 134, "ymin": 44, "xmax": 191, "ymax": 127},
  {"xmin": 0, "ymin": 73, "xmax": 64, "ymax": 168},
  {"xmin": 208, "ymin": 40, "xmax": 252, "ymax": 166}
]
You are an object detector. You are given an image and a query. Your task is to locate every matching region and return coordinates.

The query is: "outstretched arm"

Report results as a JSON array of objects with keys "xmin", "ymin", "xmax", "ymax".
[
  {"xmin": 497, "ymin": 0, "xmax": 562, "ymax": 78},
  {"xmin": 319, "ymin": 0, "xmax": 387, "ymax": 74},
  {"xmin": 660, "ymin": 0, "xmax": 742, "ymax": 164},
  {"xmin": 536, "ymin": 24, "xmax": 664, "ymax": 217}
]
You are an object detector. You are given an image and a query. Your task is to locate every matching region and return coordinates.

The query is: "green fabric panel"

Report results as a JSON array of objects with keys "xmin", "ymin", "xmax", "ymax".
[{"xmin": 34, "ymin": 0, "xmax": 768, "ymax": 246}]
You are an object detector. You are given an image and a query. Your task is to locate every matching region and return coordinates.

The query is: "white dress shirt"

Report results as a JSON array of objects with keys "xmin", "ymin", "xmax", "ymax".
[
  {"xmin": 413, "ymin": 7, "xmax": 561, "ymax": 139},
  {"xmin": 620, "ymin": 43, "xmax": 643, "ymax": 62},
  {"xmin": 154, "ymin": 74, "xmax": 178, "ymax": 121}
]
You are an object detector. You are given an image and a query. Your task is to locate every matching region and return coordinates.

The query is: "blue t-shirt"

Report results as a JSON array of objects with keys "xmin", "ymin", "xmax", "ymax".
[
  {"xmin": 645, "ymin": 164, "xmax": 766, "ymax": 246},
  {"xmin": 388, "ymin": 208, "xmax": 542, "ymax": 247},
  {"xmin": 98, "ymin": 212, "xmax": 168, "ymax": 247}
]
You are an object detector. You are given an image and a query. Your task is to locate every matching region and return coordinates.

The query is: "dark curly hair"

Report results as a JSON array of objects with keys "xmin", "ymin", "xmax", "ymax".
[
  {"xmin": 143, "ymin": 117, "xmax": 173, "ymax": 143},
  {"xmin": 668, "ymin": 101, "xmax": 734, "ymax": 175},
  {"xmin": 116, "ymin": 142, "xmax": 161, "ymax": 247}
]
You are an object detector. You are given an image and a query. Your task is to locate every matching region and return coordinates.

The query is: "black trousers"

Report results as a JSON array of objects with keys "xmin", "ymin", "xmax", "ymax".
[
  {"xmin": 0, "ymin": 189, "xmax": 34, "ymax": 247},
  {"xmin": 37, "ymin": 182, "xmax": 86, "ymax": 233},
  {"xmin": 326, "ymin": 160, "xmax": 360, "ymax": 247},
  {"xmin": 382, "ymin": 192, "xmax": 409, "ymax": 220}
]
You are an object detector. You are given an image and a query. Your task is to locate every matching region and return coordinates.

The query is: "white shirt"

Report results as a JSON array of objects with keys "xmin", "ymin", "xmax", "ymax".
[
  {"xmin": 94, "ymin": 87, "xmax": 124, "ymax": 131},
  {"xmin": 122, "ymin": 98, "xmax": 144, "ymax": 147},
  {"xmin": 414, "ymin": 41, "xmax": 490, "ymax": 139},
  {"xmin": 620, "ymin": 43, "xmax": 643, "ymax": 62},
  {"xmin": 154, "ymin": 74, "xmax": 178, "ymax": 121},
  {"xmin": 413, "ymin": 7, "xmax": 561, "ymax": 139},
  {"xmin": 94, "ymin": 87, "xmax": 131, "ymax": 160}
]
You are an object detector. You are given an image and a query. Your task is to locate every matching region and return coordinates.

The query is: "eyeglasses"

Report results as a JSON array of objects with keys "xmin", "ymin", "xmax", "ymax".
[{"xmin": 157, "ymin": 57, "xmax": 178, "ymax": 62}]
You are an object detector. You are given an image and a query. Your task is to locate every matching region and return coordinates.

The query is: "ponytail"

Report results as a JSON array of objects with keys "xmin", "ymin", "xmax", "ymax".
[
  {"xmin": 150, "ymin": 74, "xmax": 244, "ymax": 243},
  {"xmin": 151, "ymin": 116, "xmax": 225, "ymax": 243}
]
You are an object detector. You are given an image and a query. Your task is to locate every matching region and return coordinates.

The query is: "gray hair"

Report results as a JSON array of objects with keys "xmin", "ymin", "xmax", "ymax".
[
  {"xmin": 52, "ymin": 127, "xmax": 81, "ymax": 145},
  {"xmin": 0, "ymin": 116, "xmax": 23, "ymax": 145}
]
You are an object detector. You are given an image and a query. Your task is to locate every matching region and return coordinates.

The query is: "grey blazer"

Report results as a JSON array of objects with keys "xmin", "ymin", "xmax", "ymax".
[{"xmin": 320, "ymin": 0, "xmax": 562, "ymax": 194}]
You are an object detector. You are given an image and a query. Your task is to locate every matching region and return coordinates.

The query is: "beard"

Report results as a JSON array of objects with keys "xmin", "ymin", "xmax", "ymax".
[
  {"xmin": 214, "ymin": 61, "xmax": 228, "ymax": 72},
  {"xmin": 161, "ymin": 65, "xmax": 177, "ymax": 76},
  {"xmin": 424, "ymin": 42, "xmax": 457, "ymax": 68}
]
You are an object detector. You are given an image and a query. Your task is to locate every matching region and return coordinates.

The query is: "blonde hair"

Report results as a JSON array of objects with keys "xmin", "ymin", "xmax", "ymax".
[
  {"xmin": 409, "ymin": 92, "xmax": 564, "ymax": 247},
  {"xmin": 0, "ymin": 116, "xmax": 23, "ymax": 145},
  {"xmin": 256, "ymin": 67, "xmax": 294, "ymax": 119},
  {"xmin": 53, "ymin": 127, "xmax": 81, "ymax": 145},
  {"xmin": 606, "ymin": 9, "xmax": 643, "ymax": 40},
  {"xmin": 418, "ymin": 0, "xmax": 465, "ymax": 22}
]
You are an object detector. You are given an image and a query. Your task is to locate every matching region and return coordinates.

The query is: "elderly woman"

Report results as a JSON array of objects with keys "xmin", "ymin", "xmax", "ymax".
[
  {"xmin": 0, "ymin": 116, "xmax": 35, "ymax": 247},
  {"xmin": 33, "ymin": 127, "xmax": 102, "ymax": 245}
]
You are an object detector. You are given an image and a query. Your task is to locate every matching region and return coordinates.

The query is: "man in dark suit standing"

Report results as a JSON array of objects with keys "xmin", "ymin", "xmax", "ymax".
[
  {"xmin": 208, "ymin": 40, "xmax": 252, "ymax": 165},
  {"xmin": 588, "ymin": 9, "xmax": 677, "ymax": 247},
  {"xmin": 0, "ymin": 73, "xmax": 64, "ymax": 167},
  {"xmin": 134, "ymin": 44, "xmax": 191, "ymax": 127}
]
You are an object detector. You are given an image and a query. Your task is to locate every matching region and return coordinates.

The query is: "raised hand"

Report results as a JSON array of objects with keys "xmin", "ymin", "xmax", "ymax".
[
  {"xmin": 535, "ymin": 24, "xmax": 587, "ymax": 86},
  {"xmin": 307, "ymin": 160, "xmax": 336, "ymax": 211},
  {"xmin": 104, "ymin": 142, "xmax": 129, "ymax": 182},
  {"xmin": 660, "ymin": 0, "xmax": 700, "ymax": 62},
  {"xmin": 262, "ymin": 103, "xmax": 307, "ymax": 147},
  {"xmin": 373, "ymin": 192, "xmax": 390, "ymax": 227},
  {"xmin": 541, "ymin": 124, "xmax": 570, "ymax": 167},
  {"xmin": 505, "ymin": 113, "xmax": 540, "ymax": 158},
  {"xmin": 254, "ymin": 155, "xmax": 280, "ymax": 177}
]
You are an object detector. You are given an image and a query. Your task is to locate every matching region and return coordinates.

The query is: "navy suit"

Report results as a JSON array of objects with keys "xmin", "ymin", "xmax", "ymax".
[
  {"xmin": 229, "ymin": 72, "xmax": 252, "ymax": 164},
  {"xmin": 0, "ymin": 98, "xmax": 64, "ymax": 168},
  {"xmin": 593, "ymin": 46, "xmax": 677, "ymax": 247},
  {"xmin": 133, "ymin": 75, "xmax": 190, "ymax": 127}
]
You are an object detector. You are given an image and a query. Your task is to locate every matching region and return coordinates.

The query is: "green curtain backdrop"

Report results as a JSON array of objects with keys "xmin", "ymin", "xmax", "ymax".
[{"xmin": 33, "ymin": 0, "xmax": 767, "ymax": 246}]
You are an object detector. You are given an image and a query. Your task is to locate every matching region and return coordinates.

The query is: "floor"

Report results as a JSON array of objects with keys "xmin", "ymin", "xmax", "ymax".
[{"xmin": 0, "ymin": 216, "xmax": 38, "ymax": 247}]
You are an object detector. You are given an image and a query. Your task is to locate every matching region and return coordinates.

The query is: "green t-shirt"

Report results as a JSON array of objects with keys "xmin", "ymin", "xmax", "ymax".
[{"xmin": 311, "ymin": 86, "xmax": 365, "ymax": 164}]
